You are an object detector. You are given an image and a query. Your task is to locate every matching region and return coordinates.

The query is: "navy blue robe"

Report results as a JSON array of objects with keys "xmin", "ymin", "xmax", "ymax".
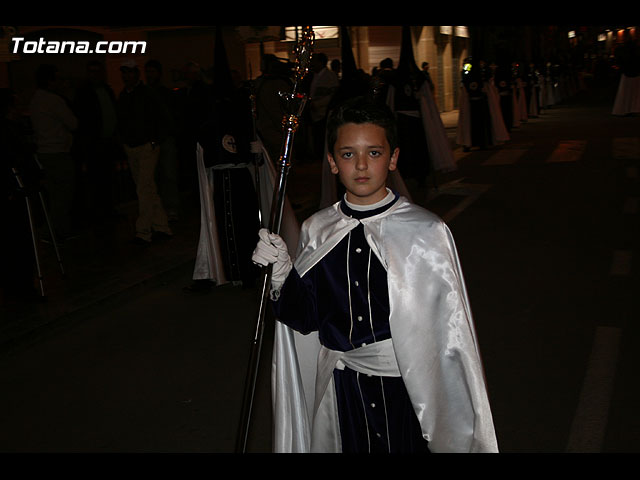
[{"xmin": 272, "ymin": 195, "xmax": 430, "ymax": 453}]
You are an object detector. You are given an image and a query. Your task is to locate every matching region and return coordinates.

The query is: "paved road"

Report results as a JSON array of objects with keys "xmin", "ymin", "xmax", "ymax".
[{"xmin": 1, "ymin": 83, "xmax": 639, "ymax": 454}]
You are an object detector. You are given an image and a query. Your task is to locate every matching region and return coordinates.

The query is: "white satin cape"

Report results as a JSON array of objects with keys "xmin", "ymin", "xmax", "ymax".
[{"xmin": 271, "ymin": 196, "xmax": 498, "ymax": 453}]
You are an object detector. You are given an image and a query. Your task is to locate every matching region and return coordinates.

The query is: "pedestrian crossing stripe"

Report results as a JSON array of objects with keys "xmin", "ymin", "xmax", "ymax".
[
  {"xmin": 442, "ymin": 187, "xmax": 491, "ymax": 223},
  {"xmin": 473, "ymin": 140, "xmax": 590, "ymax": 166},
  {"xmin": 458, "ymin": 137, "xmax": 640, "ymax": 166},
  {"xmin": 566, "ymin": 326, "xmax": 621, "ymax": 453},
  {"xmin": 426, "ymin": 178, "xmax": 492, "ymax": 223},
  {"xmin": 546, "ymin": 140, "xmax": 587, "ymax": 163}
]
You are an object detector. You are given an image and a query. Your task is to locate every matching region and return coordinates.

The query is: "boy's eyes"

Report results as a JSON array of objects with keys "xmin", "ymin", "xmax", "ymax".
[{"xmin": 341, "ymin": 150, "xmax": 381, "ymax": 159}]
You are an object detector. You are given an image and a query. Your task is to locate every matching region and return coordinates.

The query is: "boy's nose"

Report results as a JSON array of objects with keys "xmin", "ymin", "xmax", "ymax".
[{"xmin": 355, "ymin": 155, "xmax": 368, "ymax": 170}]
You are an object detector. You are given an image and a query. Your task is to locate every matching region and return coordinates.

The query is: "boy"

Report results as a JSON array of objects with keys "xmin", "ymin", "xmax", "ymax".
[{"xmin": 252, "ymin": 97, "xmax": 498, "ymax": 453}]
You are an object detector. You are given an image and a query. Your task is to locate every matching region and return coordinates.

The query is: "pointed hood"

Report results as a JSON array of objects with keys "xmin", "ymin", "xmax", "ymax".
[
  {"xmin": 394, "ymin": 26, "xmax": 423, "ymax": 111},
  {"xmin": 397, "ymin": 25, "xmax": 423, "ymax": 86},
  {"xmin": 212, "ymin": 26, "xmax": 235, "ymax": 100},
  {"xmin": 340, "ymin": 26, "xmax": 358, "ymax": 82}
]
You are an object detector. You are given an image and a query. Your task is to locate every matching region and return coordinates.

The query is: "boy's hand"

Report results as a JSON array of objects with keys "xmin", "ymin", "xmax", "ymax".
[{"xmin": 252, "ymin": 228, "xmax": 292, "ymax": 290}]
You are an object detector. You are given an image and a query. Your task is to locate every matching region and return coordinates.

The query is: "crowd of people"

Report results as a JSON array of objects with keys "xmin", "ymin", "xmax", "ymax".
[
  {"xmin": 0, "ymin": 47, "xmax": 348, "ymax": 302},
  {"xmin": 1, "ymin": 57, "xmax": 222, "ymax": 302},
  {"xmin": 456, "ymin": 57, "xmax": 590, "ymax": 152},
  {"xmin": 2, "ymin": 31, "xmax": 637, "ymax": 305},
  {"xmin": 456, "ymin": 34, "xmax": 640, "ymax": 152}
]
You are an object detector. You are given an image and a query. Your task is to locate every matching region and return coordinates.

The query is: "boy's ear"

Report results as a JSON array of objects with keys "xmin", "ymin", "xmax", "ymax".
[
  {"xmin": 388, "ymin": 147, "xmax": 399, "ymax": 171},
  {"xmin": 327, "ymin": 153, "xmax": 339, "ymax": 174}
]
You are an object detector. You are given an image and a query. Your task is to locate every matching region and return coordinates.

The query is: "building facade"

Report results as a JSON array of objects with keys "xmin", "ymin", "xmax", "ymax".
[
  {"xmin": 243, "ymin": 26, "xmax": 470, "ymax": 112},
  {"xmin": 1, "ymin": 25, "xmax": 470, "ymax": 113}
]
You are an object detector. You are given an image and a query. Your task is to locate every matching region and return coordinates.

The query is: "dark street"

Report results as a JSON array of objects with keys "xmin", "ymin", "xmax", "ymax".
[{"xmin": 1, "ymin": 81, "xmax": 639, "ymax": 456}]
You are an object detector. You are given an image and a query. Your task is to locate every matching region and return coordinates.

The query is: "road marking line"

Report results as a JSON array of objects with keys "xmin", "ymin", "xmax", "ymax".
[
  {"xmin": 546, "ymin": 140, "xmax": 587, "ymax": 163},
  {"xmin": 440, "ymin": 184, "xmax": 491, "ymax": 223},
  {"xmin": 566, "ymin": 326, "xmax": 621, "ymax": 453},
  {"xmin": 426, "ymin": 178, "xmax": 491, "ymax": 223}
]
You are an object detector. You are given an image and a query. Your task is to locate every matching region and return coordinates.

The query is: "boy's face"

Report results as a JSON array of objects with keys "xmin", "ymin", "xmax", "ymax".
[{"xmin": 328, "ymin": 122, "xmax": 399, "ymax": 205}]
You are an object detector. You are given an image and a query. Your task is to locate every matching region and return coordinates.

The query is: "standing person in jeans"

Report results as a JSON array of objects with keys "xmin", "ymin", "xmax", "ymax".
[{"xmin": 117, "ymin": 58, "xmax": 172, "ymax": 245}]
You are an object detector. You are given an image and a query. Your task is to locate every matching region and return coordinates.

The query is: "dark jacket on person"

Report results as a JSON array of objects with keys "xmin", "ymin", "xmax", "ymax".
[{"xmin": 117, "ymin": 82, "xmax": 164, "ymax": 148}]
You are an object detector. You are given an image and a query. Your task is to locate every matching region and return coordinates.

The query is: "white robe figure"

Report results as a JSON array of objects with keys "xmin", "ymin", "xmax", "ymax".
[
  {"xmin": 528, "ymin": 80, "xmax": 539, "ymax": 118},
  {"xmin": 483, "ymin": 78, "xmax": 510, "ymax": 144},
  {"xmin": 612, "ymin": 74, "xmax": 640, "ymax": 116},
  {"xmin": 511, "ymin": 85, "xmax": 521, "ymax": 129},
  {"xmin": 192, "ymin": 141, "xmax": 299, "ymax": 285},
  {"xmin": 192, "ymin": 143, "xmax": 228, "ymax": 285},
  {"xmin": 456, "ymin": 82, "xmax": 472, "ymax": 148},
  {"xmin": 416, "ymin": 81, "xmax": 457, "ymax": 172},
  {"xmin": 543, "ymin": 70, "xmax": 556, "ymax": 108},
  {"xmin": 387, "ymin": 82, "xmax": 456, "ymax": 174},
  {"xmin": 516, "ymin": 78, "xmax": 528, "ymax": 123},
  {"xmin": 271, "ymin": 196, "xmax": 499, "ymax": 453},
  {"xmin": 456, "ymin": 79, "xmax": 493, "ymax": 149},
  {"xmin": 537, "ymin": 73, "xmax": 545, "ymax": 114}
]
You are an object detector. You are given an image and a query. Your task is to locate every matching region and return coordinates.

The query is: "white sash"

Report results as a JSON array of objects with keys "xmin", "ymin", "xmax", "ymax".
[{"xmin": 310, "ymin": 338, "xmax": 400, "ymax": 452}]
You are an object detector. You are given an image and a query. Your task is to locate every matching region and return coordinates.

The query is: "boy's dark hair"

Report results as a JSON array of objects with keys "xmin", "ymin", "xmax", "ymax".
[{"xmin": 326, "ymin": 96, "xmax": 398, "ymax": 155}]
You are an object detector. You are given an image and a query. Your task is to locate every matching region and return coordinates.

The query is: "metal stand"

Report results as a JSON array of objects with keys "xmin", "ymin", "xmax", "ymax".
[{"xmin": 12, "ymin": 167, "xmax": 65, "ymax": 298}]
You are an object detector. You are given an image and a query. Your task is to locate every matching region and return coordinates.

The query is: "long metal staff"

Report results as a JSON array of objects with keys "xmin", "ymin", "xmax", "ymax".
[
  {"xmin": 247, "ymin": 64, "xmax": 263, "ymax": 226},
  {"xmin": 236, "ymin": 26, "xmax": 314, "ymax": 454}
]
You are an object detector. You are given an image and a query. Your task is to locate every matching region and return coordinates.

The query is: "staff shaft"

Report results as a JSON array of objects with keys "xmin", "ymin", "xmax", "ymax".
[
  {"xmin": 236, "ymin": 115, "xmax": 299, "ymax": 454},
  {"xmin": 235, "ymin": 27, "xmax": 313, "ymax": 453}
]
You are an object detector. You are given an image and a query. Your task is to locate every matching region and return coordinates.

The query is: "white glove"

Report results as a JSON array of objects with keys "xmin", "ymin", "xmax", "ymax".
[{"xmin": 252, "ymin": 228, "xmax": 292, "ymax": 293}]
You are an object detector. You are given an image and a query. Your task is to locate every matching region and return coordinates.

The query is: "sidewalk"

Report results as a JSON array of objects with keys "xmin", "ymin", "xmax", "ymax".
[
  {"xmin": 0, "ymin": 110, "xmax": 460, "ymax": 351},
  {"xmin": 0, "ymin": 195, "xmax": 202, "ymax": 350}
]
